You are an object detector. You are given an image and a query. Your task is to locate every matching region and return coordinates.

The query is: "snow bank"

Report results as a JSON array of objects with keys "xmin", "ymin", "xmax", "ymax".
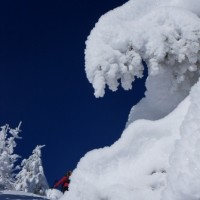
[
  {"xmin": 0, "ymin": 190, "xmax": 48, "ymax": 199},
  {"xmin": 46, "ymin": 189, "xmax": 63, "ymax": 200},
  {"xmin": 163, "ymin": 79, "xmax": 200, "ymax": 200},
  {"xmin": 62, "ymin": 92, "xmax": 191, "ymax": 200},
  {"xmin": 61, "ymin": 0, "xmax": 200, "ymax": 200},
  {"xmin": 170, "ymin": 0, "xmax": 200, "ymax": 16}
]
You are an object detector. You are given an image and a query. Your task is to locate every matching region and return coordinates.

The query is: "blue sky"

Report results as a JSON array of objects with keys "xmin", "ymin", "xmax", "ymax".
[{"xmin": 0, "ymin": 0, "xmax": 146, "ymax": 186}]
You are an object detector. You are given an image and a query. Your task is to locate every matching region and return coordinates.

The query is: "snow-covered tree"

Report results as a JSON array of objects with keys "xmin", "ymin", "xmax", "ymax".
[
  {"xmin": 0, "ymin": 123, "xmax": 21, "ymax": 190},
  {"xmin": 15, "ymin": 145, "xmax": 49, "ymax": 196}
]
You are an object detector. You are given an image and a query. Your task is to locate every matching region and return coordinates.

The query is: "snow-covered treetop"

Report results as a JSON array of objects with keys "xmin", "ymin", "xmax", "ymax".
[
  {"xmin": 9, "ymin": 122, "xmax": 22, "ymax": 139},
  {"xmin": 15, "ymin": 145, "xmax": 49, "ymax": 195},
  {"xmin": 20, "ymin": 145, "xmax": 45, "ymax": 175},
  {"xmin": 0, "ymin": 123, "xmax": 22, "ymax": 190},
  {"xmin": 85, "ymin": 0, "xmax": 200, "ymax": 97},
  {"xmin": 0, "ymin": 123, "xmax": 21, "ymax": 160}
]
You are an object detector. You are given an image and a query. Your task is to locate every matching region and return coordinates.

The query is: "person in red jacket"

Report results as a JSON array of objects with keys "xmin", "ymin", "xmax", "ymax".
[{"xmin": 54, "ymin": 171, "xmax": 72, "ymax": 193}]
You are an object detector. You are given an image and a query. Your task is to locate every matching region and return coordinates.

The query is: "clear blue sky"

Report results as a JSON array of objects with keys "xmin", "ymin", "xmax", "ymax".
[{"xmin": 0, "ymin": 0, "xmax": 146, "ymax": 186}]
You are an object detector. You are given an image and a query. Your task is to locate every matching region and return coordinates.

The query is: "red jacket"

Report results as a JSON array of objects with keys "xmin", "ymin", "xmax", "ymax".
[{"xmin": 54, "ymin": 176, "xmax": 70, "ymax": 188}]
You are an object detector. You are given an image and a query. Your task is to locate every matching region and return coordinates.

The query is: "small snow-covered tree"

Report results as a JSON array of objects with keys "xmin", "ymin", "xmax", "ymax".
[
  {"xmin": 15, "ymin": 145, "xmax": 49, "ymax": 195},
  {"xmin": 0, "ymin": 123, "xmax": 21, "ymax": 190}
]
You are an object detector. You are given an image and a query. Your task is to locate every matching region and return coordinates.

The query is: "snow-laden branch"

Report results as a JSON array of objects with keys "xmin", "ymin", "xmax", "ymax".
[{"xmin": 85, "ymin": 0, "xmax": 200, "ymax": 97}]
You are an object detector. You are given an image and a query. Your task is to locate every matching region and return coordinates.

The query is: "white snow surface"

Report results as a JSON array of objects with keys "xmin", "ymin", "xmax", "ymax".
[
  {"xmin": 62, "ymin": 93, "xmax": 191, "ymax": 200},
  {"xmin": 85, "ymin": 0, "xmax": 200, "ymax": 98},
  {"xmin": 163, "ymin": 80, "xmax": 200, "ymax": 200},
  {"xmin": 0, "ymin": 189, "xmax": 63, "ymax": 200},
  {"xmin": 0, "ymin": 190, "xmax": 49, "ymax": 200},
  {"xmin": 61, "ymin": 0, "xmax": 200, "ymax": 200},
  {"xmin": 85, "ymin": 0, "xmax": 200, "ymax": 124},
  {"xmin": 46, "ymin": 189, "xmax": 63, "ymax": 200}
]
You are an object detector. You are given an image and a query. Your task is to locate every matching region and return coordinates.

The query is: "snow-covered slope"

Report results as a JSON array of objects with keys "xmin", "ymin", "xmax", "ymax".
[
  {"xmin": 61, "ymin": 0, "xmax": 200, "ymax": 200},
  {"xmin": 62, "ymin": 94, "xmax": 190, "ymax": 200},
  {"xmin": 163, "ymin": 80, "xmax": 200, "ymax": 200},
  {"xmin": 0, "ymin": 190, "xmax": 49, "ymax": 200},
  {"xmin": 0, "ymin": 189, "xmax": 63, "ymax": 200}
]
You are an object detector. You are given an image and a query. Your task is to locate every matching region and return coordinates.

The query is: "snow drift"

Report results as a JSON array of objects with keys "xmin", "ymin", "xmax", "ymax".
[
  {"xmin": 62, "ymin": 0, "xmax": 200, "ymax": 199},
  {"xmin": 0, "ymin": 190, "xmax": 49, "ymax": 200},
  {"xmin": 46, "ymin": 189, "xmax": 63, "ymax": 200}
]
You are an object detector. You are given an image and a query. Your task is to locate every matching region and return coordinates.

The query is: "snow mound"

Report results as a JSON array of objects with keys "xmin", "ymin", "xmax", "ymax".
[
  {"xmin": 0, "ymin": 190, "xmax": 48, "ymax": 200},
  {"xmin": 61, "ymin": 0, "xmax": 200, "ymax": 200},
  {"xmin": 46, "ymin": 189, "xmax": 63, "ymax": 200},
  {"xmin": 163, "ymin": 79, "xmax": 200, "ymax": 200},
  {"xmin": 62, "ymin": 92, "xmax": 191, "ymax": 200}
]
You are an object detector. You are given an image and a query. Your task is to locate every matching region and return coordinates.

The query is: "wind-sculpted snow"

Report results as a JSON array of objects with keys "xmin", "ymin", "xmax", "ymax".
[
  {"xmin": 63, "ymin": 95, "xmax": 190, "ymax": 200},
  {"xmin": 162, "ymin": 79, "xmax": 200, "ymax": 200},
  {"xmin": 61, "ymin": 1, "xmax": 200, "ymax": 200},
  {"xmin": 85, "ymin": 0, "xmax": 200, "ymax": 123},
  {"xmin": 86, "ymin": 0, "xmax": 200, "ymax": 98}
]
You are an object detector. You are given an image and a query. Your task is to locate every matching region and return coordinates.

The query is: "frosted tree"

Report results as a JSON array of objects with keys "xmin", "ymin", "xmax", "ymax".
[
  {"xmin": 15, "ymin": 145, "xmax": 49, "ymax": 195},
  {"xmin": 0, "ymin": 123, "xmax": 21, "ymax": 190}
]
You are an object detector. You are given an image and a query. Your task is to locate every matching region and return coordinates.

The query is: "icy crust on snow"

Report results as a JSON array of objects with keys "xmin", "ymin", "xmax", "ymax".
[{"xmin": 62, "ymin": 94, "xmax": 191, "ymax": 200}]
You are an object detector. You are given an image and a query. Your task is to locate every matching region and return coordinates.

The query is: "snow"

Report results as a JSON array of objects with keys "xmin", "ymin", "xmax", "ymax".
[
  {"xmin": 62, "ymin": 94, "xmax": 190, "ymax": 200},
  {"xmin": 0, "ymin": 190, "xmax": 49, "ymax": 200},
  {"xmin": 0, "ymin": 189, "xmax": 63, "ymax": 200},
  {"xmin": 0, "ymin": 125, "xmax": 49, "ymax": 197},
  {"xmin": 60, "ymin": 0, "xmax": 200, "ymax": 200},
  {"xmin": 0, "ymin": 124, "xmax": 21, "ymax": 190},
  {"xmin": 1, "ymin": 0, "xmax": 200, "ymax": 199},
  {"xmin": 46, "ymin": 189, "xmax": 63, "ymax": 200},
  {"xmin": 15, "ymin": 145, "xmax": 49, "ymax": 195},
  {"xmin": 85, "ymin": 0, "xmax": 200, "ymax": 99},
  {"xmin": 85, "ymin": 0, "xmax": 200, "ymax": 125},
  {"xmin": 163, "ymin": 79, "xmax": 200, "ymax": 200}
]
